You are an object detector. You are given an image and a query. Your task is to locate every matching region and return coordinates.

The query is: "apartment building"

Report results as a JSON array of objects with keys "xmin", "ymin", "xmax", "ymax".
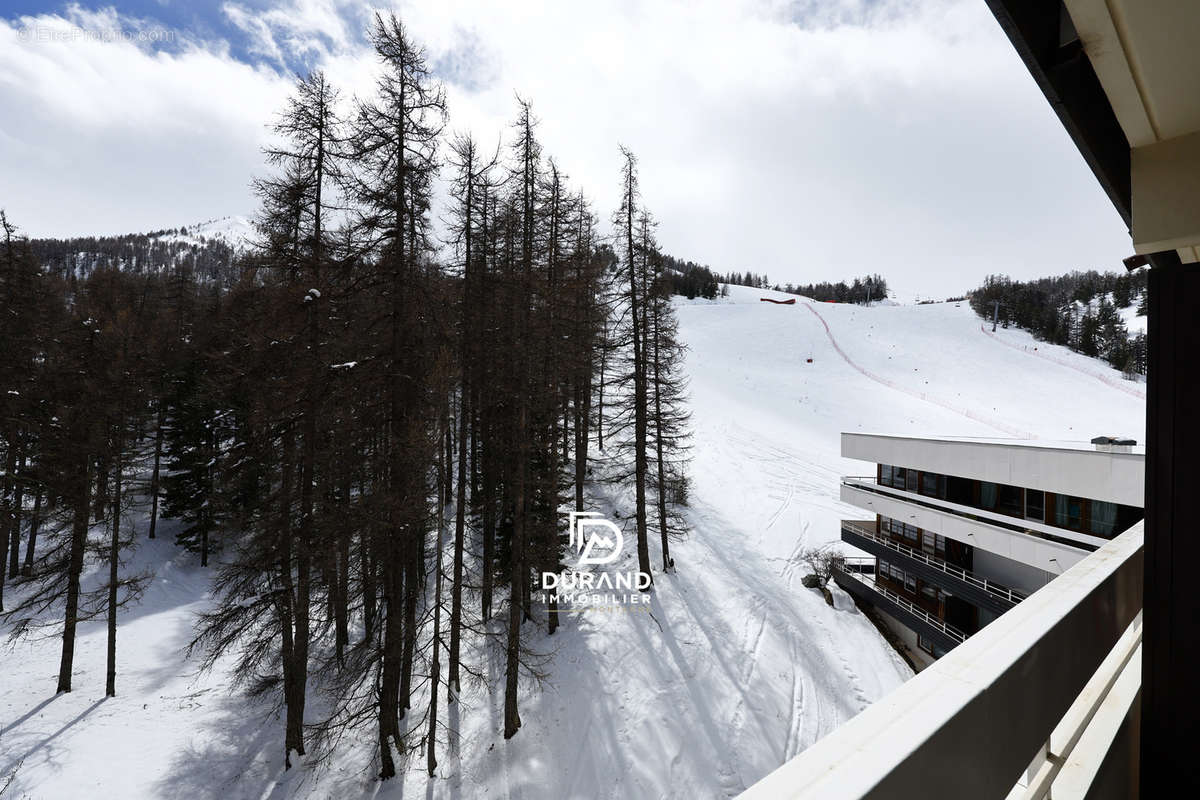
[{"xmin": 833, "ymin": 432, "xmax": 1144, "ymax": 669}]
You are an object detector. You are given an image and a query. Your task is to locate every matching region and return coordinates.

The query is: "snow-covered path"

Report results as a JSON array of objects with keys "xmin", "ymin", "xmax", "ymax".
[{"xmin": 0, "ymin": 285, "xmax": 1145, "ymax": 799}]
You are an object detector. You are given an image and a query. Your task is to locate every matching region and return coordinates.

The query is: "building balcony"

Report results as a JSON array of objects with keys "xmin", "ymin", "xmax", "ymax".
[
  {"xmin": 744, "ymin": 522, "xmax": 1143, "ymax": 799},
  {"xmin": 840, "ymin": 520, "xmax": 1027, "ymax": 618},
  {"xmin": 832, "ymin": 566, "xmax": 966, "ymax": 654},
  {"xmin": 840, "ymin": 476, "xmax": 1095, "ymax": 574}
]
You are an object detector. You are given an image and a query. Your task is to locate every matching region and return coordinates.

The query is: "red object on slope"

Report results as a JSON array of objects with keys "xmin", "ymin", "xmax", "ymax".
[{"xmin": 759, "ymin": 297, "xmax": 796, "ymax": 305}]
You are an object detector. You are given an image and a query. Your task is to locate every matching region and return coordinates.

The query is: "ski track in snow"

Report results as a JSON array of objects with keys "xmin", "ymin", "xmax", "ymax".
[
  {"xmin": 800, "ymin": 300, "xmax": 1037, "ymax": 439},
  {"xmin": 978, "ymin": 323, "xmax": 1146, "ymax": 400},
  {"xmin": 0, "ymin": 285, "xmax": 1146, "ymax": 800}
]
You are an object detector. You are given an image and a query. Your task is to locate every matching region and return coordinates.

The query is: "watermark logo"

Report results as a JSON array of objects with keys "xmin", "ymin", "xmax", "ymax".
[
  {"xmin": 568, "ymin": 511, "xmax": 624, "ymax": 566},
  {"xmin": 15, "ymin": 23, "xmax": 176, "ymax": 45},
  {"xmin": 540, "ymin": 511, "xmax": 651, "ymax": 610}
]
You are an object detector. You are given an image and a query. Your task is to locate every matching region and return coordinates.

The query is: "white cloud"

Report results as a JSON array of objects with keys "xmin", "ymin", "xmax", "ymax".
[
  {"xmin": 0, "ymin": 0, "xmax": 1132, "ymax": 296},
  {"xmin": 1, "ymin": 7, "xmax": 293, "ymax": 238}
]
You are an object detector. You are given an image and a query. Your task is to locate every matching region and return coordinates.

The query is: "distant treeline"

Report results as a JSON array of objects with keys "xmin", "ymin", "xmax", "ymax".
[
  {"xmin": 29, "ymin": 232, "xmax": 237, "ymax": 285},
  {"xmin": 969, "ymin": 270, "xmax": 1148, "ymax": 375},
  {"xmin": 777, "ymin": 274, "xmax": 888, "ymax": 304},
  {"xmin": 662, "ymin": 264, "xmax": 890, "ymax": 306},
  {"xmin": 659, "ymin": 254, "xmax": 720, "ymax": 299}
]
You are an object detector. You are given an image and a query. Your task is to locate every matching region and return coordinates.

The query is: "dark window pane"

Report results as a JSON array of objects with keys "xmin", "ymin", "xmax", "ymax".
[
  {"xmin": 906, "ymin": 470, "xmax": 918, "ymax": 492},
  {"xmin": 997, "ymin": 484, "xmax": 1023, "ymax": 517},
  {"xmin": 1091, "ymin": 500, "xmax": 1117, "ymax": 536},
  {"xmin": 980, "ymin": 481, "xmax": 998, "ymax": 510},
  {"xmin": 1026, "ymin": 490, "xmax": 1045, "ymax": 521},
  {"xmin": 1055, "ymin": 494, "xmax": 1083, "ymax": 529},
  {"xmin": 1116, "ymin": 504, "xmax": 1143, "ymax": 533},
  {"xmin": 946, "ymin": 476, "xmax": 973, "ymax": 505}
]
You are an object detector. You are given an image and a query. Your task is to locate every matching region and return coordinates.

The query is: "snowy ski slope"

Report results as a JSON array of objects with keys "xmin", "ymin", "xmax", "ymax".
[{"xmin": 0, "ymin": 283, "xmax": 1146, "ymax": 799}]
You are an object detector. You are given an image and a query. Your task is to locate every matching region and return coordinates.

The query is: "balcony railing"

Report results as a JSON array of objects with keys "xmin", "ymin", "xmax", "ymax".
[
  {"xmin": 743, "ymin": 521, "xmax": 1143, "ymax": 799},
  {"xmin": 835, "ymin": 567, "xmax": 966, "ymax": 645},
  {"xmin": 841, "ymin": 520, "xmax": 1027, "ymax": 607}
]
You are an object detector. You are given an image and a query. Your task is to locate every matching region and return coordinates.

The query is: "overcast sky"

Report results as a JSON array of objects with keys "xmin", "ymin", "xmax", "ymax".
[{"xmin": 0, "ymin": 0, "xmax": 1133, "ymax": 298}]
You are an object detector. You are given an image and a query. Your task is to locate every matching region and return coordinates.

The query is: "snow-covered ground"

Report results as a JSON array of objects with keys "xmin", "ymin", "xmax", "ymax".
[{"xmin": 0, "ymin": 284, "xmax": 1146, "ymax": 799}]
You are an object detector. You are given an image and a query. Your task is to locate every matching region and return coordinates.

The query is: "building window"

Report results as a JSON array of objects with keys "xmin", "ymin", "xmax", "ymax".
[
  {"xmin": 904, "ymin": 573, "xmax": 917, "ymax": 592},
  {"xmin": 906, "ymin": 469, "xmax": 918, "ymax": 492},
  {"xmin": 946, "ymin": 475, "xmax": 973, "ymax": 505},
  {"xmin": 1091, "ymin": 500, "xmax": 1118, "ymax": 536},
  {"xmin": 880, "ymin": 464, "xmax": 893, "ymax": 486},
  {"xmin": 896, "ymin": 523, "xmax": 918, "ymax": 544},
  {"xmin": 1055, "ymin": 494, "xmax": 1083, "ymax": 529},
  {"xmin": 1116, "ymin": 504, "xmax": 1143, "ymax": 533},
  {"xmin": 935, "ymin": 534, "xmax": 946, "ymax": 554},
  {"xmin": 980, "ymin": 481, "xmax": 998, "ymax": 510},
  {"xmin": 1026, "ymin": 490, "xmax": 1045, "ymax": 522},
  {"xmin": 918, "ymin": 634, "xmax": 933, "ymax": 654},
  {"xmin": 996, "ymin": 484, "xmax": 1023, "ymax": 517},
  {"xmin": 918, "ymin": 472, "xmax": 947, "ymax": 498}
]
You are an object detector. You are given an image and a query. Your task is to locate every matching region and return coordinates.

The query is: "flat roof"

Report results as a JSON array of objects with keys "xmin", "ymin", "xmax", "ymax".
[{"xmin": 849, "ymin": 432, "xmax": 1145, "ymax": 457}]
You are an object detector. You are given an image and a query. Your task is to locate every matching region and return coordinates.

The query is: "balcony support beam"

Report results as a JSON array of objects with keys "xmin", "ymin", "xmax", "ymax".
[{"xmin": 1141, "ymin": 256, "xmax": 1200, "ymax": 796}]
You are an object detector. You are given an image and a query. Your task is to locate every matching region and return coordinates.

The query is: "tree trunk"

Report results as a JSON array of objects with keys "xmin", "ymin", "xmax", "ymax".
[
  {"xmin": 652, "ymin": 305, "xmax": 671, "ymax": 572},
  {"xmin": 0, "ymin": 445, "xmax": 14, "ymax": 608},
  {"xmin": 7, "ymin": 448, "xmax": 23, "ymax": 578},
  {"xmin": 428, "ymin": 431, "xmax": 447, "ymax": 776},
  {"xmin": 626, "ymin": 161, "xmax": 653, "ymax": 588},
  {"xmin": 279, "ymin": 428, "xmax": 307, "ymax": 768},
  {"xmin": 450, "ymin": 375, "xmax": 468, "ymax": 695},
  {"xmin": 450, "ymin": 162, "xmax": 473, "ymax": 696},
  {"xmin": 22, "ymin": 485, "xmax": 41, "ymax": 576},
  {"xmin": 481, "ymin": 443, "xmax": 496, "ymax": 621},
  {"xmin": 361, "ymin": 532, "xmax": 376, "ymax": 644},
  {"xmin": 379, "ymin": 546, "xmax": 403, "ymax": 777},
  {"xmin": 504, "ymin": 458, "xmax": 525, "ymax": 739},
  {"xmin": 335, "ymin": 524, "xmax": 350, "ymax": 665},
  {"xmin": 398, "ymin": 532, "xmax": 420, "ymax": 717},
  {"xmin": 597, "ymin": 318, "xmax": 607, "ymax": 451},
  {"xmin": 148, "ymin": 401, "xmax": 164, "ymax": 539},
  {"xmin": 57, "ymin": 453, "xmax": 90, "ymax": 693},
  {"xmin": 106, "ymin": 428, "xmax": 122, "ymax": 696}
]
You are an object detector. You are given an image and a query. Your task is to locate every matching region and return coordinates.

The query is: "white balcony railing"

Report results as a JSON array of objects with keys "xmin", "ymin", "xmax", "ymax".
[
  {"xmin": 741, "ymin": 522, "xmax": 1143, "ymax": 800},
  {"xmin": 836, "ymin": 568, "xmax": 967, "ymax": 644},
  {"xmin": 841, "ymin": 520, "xmax": 1027, "ymax": 606}
]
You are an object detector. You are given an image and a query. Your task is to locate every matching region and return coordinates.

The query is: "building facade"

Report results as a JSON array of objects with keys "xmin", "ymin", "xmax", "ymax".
[{"xmin": 833, "ymin": 432, "xmax": 1144, "ymax": 669}]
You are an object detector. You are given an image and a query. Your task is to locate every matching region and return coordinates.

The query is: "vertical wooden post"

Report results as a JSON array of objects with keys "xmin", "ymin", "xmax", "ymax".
[{"xmin": 1142, "ymin": 255, "xmax": 1200, "ymax": 798}]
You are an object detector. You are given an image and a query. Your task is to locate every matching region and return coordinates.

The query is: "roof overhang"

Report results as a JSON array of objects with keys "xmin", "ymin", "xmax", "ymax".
[{"xmin": 986, "ymin": 1, "xmax": 1200, "ymax": 264}]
